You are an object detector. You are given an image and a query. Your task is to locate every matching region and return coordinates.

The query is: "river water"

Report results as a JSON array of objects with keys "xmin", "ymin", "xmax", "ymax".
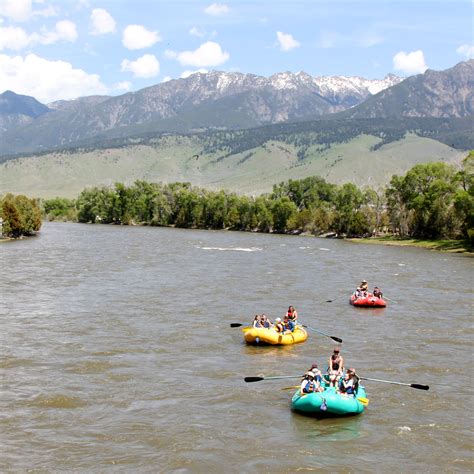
[{"xmin": 1, "ymin": 222, "xmax": 472, "ymax": 472}]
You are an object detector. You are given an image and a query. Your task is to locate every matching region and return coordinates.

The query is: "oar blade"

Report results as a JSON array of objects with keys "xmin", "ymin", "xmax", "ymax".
[
  {"xmin": 244, "ymin": 376, "xmax": 264, "ymax": 383},
  {"xmin": 230, "ymin": 323, "xmax": 243, "ymax": 328},
  {"xmin": 411, "ymin": 383, "xmax": 429, "ymax": 391},
  {"xmin": 357, "ymin": 397, "xmax": 369, "ymax": 406},
  {"xmin": 331, "ymin": 336, "xmax": 343, "ymax": 343}
]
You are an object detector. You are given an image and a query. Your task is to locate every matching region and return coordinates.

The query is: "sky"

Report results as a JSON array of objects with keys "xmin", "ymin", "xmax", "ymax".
[{"xmin": 0, "ymin": 0, "xmax": 472, "ymax": 103}]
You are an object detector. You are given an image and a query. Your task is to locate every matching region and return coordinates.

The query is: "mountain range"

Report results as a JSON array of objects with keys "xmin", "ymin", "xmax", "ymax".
[
  {"xmin": 1, "ymin": 69, "xmax": 404, "ymax": 156},
  {"xmin": 0, "ymin": 60, "xmax": 472, "ymax": 198}
]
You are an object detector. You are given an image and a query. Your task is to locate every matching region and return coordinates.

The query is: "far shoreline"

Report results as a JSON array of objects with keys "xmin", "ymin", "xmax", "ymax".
[{"xmin": 347, "ymin": 236, "xmax": 473, "ymax": 255}]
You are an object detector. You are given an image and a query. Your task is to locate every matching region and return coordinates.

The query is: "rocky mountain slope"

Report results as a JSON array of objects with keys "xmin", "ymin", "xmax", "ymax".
[
  {"xmin": 0, "ymin": 71, "xmax": 401, "ymax": 156},
  {"xmin": 0, "ymin": 90, "xmax": 50, "ymax": 133},
  {"xmin": 342, "ymin": 60, "xmax": 474, "ymax": 118}
]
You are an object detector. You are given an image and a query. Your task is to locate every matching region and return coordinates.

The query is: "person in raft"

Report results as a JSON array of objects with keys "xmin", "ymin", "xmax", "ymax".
[
  {"xmin": 359, "ymin": 280, "xmax": 368, "ymax": 294},
  {"xmin": 274, "ymin": 317, "xmax": 285, "ymax": 333},
  {"xmin": 252, "ymin": 314, "xmax": 263, "ymax": 328},
  {"xmin": 308, "ymin": 363, "xmax": 324, "ymax": 384},
  {"xmin": 260, "ymin": 314, "xmax": 272, "ymax": 328},
  {"xmin": 300, "ymin": 371, "xmax": 324, "ymax": 395},
  {"xmin": 283, "ymin": 314, "xmax": 295, "ymax": 332},
  {"xmin": 338, "ymin": 368, "xmax": 359, "ymax": 396},
  {"xmin": 328, "ymin": 346, "xmax": 344, "ymax": 387},
  {"xmin": 286, "ymin": 305, "xmax": 298, "ymax": 324},
  {"xmin": 373, "ymin": 286, "xmax": 383, "ymax": 298}
]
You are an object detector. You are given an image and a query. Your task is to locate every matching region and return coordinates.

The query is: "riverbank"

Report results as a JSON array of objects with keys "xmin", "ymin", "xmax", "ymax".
[{"xmin": 347, "ymin": 236, "xmax": 474, "ymax": 254}]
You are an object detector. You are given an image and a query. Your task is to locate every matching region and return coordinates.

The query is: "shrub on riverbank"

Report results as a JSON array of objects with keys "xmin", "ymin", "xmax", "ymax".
[{"xmin": 0, "ymin": 194, "xmax": 42, "ymax": 238}]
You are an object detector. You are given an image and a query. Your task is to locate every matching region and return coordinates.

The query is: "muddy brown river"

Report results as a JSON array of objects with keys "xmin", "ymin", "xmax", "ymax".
[{"xmin": 1, "ymin": 222, "xmax": 472, "ymax": 472}]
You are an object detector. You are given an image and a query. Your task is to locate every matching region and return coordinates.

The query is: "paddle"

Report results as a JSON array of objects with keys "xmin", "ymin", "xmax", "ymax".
[
  {"xmin": 383, "ymin": 296, "xmax": 397, "ymax": 304},
  {"xmin": 325, "ymin": 295, "xmax": 345, "ymax": 303},
  {"xmin": 230, "ymin": 323, "xmax": 245, "ymax": 327},
  {"xmin": 301, "ymin": 325, "xmax": 342, "ymax": 344},
  {"xmin": 358, "ymin": 376, "xmax": 429, "ymax": 391},
  {"xmin": 244, "ymin": 375, "xmax": 301, "ymax": 383}
]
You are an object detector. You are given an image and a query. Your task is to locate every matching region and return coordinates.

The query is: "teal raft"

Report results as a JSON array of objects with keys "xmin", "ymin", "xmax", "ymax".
[{"xmin": 291, "ymin": 385, "xmax": 368, "ymax": 416}]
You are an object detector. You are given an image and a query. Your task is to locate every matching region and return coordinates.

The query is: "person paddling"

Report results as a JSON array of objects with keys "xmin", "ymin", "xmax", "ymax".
[
  {"xmin": 300, "ymin": 371, "xmax": 324, "ymax": 395},
  {"xmin": 373, "ymin": 286, "xmax": 383, "ymax": 298},
  {"xmin": 286, "ymin": 305, "xmax": 298, "ymax": 324},
  {"xmin": 328, "ymin": 347, "xmax": 344, "ymax": 387}
]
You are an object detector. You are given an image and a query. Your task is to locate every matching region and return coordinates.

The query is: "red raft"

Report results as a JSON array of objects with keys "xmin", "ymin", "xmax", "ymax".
[{"xmin": 350, "ymin": 293, "xmax": 387, "ymax": 308}]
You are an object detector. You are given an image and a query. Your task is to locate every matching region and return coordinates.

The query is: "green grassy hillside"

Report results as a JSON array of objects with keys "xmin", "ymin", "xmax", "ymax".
[{"xmin": 0, "ymin": 133, "xmax": 465, "ymax": 198}]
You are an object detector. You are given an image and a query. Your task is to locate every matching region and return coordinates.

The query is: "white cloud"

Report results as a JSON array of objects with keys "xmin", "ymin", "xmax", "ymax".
[
  {"xmin": 161, "ymin": 76, "xmax": 172, "ymax": 83},
  {"xmin": 393, "ymin": 50, "xmax": 428, "ymax": 75},
  {"xmin": 180, "ymin": 69, "xmax": 208, "ymax": 78},
  {"xmin": 0, "ymin": 21, "xmax": 77, "ymax": 51},
  {"xmin": 175, "ymin": 41, "xmax": 229, "ymax": 67},
  {"xmin": 189, "ymin": 26, "xmax": 205, "ymax": 37},
  {"xmin": 456, "ymin": 44, "xmax": 474, "ymax": 59},
  {"xmin": 113, "ymin": 81, "xmax": 132, "ymax": 92},
  {"xmin": 204, "ymin": 3, "xmax": 229, "ymax": 16},
  {"xmin": 0, "ymin": 0, "xmax": 32, "ymax": 22},
  {"xmin": 121, "ymin": 53, "xmax": 160, "ymax": 78},
  {"xmin": 90, "ymin": 8, "xmax": 116, "ymax": 35},
  {"xmin": 276, "ymin": 31, "xmax": 300, "ymax": 52},
  {"xmin": 38, "ymin": 20, "xmax": 78, "ymax": 45},
  {"xmin": 122, "ymin": 24, "xmax": 161, "ymax": 50},
  {"xmin": 0, "ymin": 26, "xmax": 30, "ymax": 50},
  {"xmin": 32, "ymin": 3, "xmax": 57, "ymax": 18},
  {"xmin": 0, "ymin": 53, "xmax": 108, "ymax": 102}
]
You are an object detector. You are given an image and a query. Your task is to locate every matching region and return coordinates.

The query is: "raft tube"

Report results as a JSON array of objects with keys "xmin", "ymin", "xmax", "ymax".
[
  {"xmin": 350, "ymin": 293, "xmax": 387, "ymax": 308},
  {"xmin": 243, "ymin": 326, "xmax": 308, "ymax": 345},
  {"xmin": 291, "ymin": 385, "xmax": 367, "ymax": 416}
]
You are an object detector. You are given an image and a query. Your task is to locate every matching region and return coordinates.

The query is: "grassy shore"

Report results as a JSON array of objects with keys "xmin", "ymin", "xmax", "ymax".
[{"xmin": 348, "ymin": 236, "xmax": 473, "ymax": 254}]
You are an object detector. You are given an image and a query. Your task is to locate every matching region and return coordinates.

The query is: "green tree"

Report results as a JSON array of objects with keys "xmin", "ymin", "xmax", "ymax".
[{"xmin": 271, "ymin": 197, "xmax": 297, "ymax": 232}]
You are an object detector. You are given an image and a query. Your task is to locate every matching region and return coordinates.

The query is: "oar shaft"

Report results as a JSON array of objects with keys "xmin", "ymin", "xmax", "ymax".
[
  {"xmin": 359, "ymin": 376, "xmax": 409, "ymax": 386},
  {"xmin": 303, "ymin": 325, "xmax": 343, "ymax": 344},
  {"xmin": 359, "ymin": 376, "xmax": 429, "ymax": 390}
]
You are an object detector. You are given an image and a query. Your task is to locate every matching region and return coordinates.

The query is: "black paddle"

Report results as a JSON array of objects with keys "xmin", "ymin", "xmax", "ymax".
[
  {"xmin": 325, "ymin": 295, "xmax": 345, "ymax": 303},
  {"xmin": 359, "ymin": 376, "xmax": 429, "ymax": 390},
  {"xmin": 301, "ymin": 325, "xmax": 342, "ymax": 344},
  {"xmin": 230, "ymin": 323, "xmax": 245, "ymax": 327},
  {"xmin": 244, "ymin": 375, "xmax": 302, "ymax": 383}
]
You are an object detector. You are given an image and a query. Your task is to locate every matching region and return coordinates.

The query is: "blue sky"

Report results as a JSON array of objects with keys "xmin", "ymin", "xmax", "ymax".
[{"xmin": 0, "ymin": 0, "xmax": 472, "ymax": 102}]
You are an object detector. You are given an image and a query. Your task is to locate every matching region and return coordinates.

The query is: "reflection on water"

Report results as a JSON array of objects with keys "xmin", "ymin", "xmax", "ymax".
[{"xmin": 0, "ymin": 222, "xmax": 473, "ymax": 472}]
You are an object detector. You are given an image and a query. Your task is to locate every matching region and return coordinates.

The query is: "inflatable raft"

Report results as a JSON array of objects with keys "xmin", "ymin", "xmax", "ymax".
[
  {"xmin": 350, "ymin": 293, "xmax": 387, "ymax": 308},
  {"xmin": 291, "ymin": 384, "xmax": 367, "ymax": 416},
  {"xmin": 243, "ymin": 326, "xmax": 308, "ymax": 345}
]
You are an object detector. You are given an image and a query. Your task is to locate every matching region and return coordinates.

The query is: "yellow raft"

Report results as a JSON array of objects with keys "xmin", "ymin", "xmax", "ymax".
[{"xmin": 242, "ymin": 326, "xmax": 308, "ymax": 345}]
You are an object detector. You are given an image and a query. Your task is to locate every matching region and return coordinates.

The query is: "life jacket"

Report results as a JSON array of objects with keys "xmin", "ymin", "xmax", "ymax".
[
  {"xmin": 287, "ymin": 310, "xmax": 296, "ymax": 321},
  {"xmin": 303, "ymin": 379, "xmax": 316, "ymax": 393},
  {"xmin": 331, "ymin": 355, "xmax": 341, "ymax": 371}
]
